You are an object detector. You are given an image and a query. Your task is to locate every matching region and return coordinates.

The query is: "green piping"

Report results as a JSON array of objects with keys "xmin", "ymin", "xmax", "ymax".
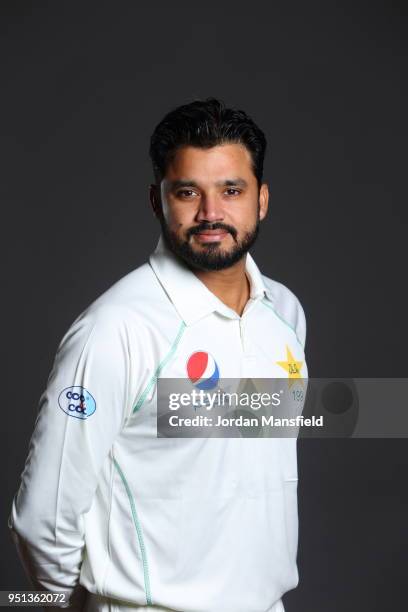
[
  {"xmin": 261, "ymin": 298, "xmax": 304, "ymax": 349},
  {"xmin": 113, "ymin": 457, "xmax": 152, "ymax": 606},
  {"xmin": 133, "ymin": 321, "xmax": 186, "ymax": 413}
]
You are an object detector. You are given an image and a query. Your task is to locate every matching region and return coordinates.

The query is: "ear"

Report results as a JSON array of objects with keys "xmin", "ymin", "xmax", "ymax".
[
  {"xmin": 258, "ymin": 183, "xmax": 269, "ymax": 221},
  {"xmin": 149, "ymin": 184, "xmax": 162, "ymax": 218}
]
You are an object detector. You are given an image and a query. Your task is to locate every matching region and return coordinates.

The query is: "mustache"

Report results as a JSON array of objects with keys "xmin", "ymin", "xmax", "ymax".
[{"xmin": 187, "ymin": 222, "xmax": 238, "ymax": 240}]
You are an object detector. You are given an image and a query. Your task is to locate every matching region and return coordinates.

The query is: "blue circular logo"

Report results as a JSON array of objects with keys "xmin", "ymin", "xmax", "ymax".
[
  {"xmin": 58, "ymin": 386, "xmax": 96, "ymax": 420},
  {"xmin": 187, "ymin": 351, "xmax": 220, "ymax": 390}
]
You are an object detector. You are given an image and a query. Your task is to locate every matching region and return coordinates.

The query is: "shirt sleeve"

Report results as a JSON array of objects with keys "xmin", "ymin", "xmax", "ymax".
[
  {"xmin": 8, "ymin": 304, "xmax": 138, "ymax": 609},
  {"xmin": 295, "ymin": 297, "xmax": 307, "ymax": 351}
]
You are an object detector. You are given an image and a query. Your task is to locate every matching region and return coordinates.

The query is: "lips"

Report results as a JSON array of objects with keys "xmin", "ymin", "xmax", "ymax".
[
  {"xmin": 197, "ymin": 230, "xmax": 228, "ymax": 236},
  {"xmin": 194, "ymin": 230, "xmax": 229, "ymax": 242}
]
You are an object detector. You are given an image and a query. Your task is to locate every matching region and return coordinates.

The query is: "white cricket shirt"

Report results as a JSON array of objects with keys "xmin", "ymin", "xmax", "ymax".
[{"xmin": 9, "ymin": 235, "xmax": 308, "ymax": 612}]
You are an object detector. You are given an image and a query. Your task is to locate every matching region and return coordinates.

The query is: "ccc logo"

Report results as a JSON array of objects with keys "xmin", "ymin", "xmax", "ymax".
[
  {"xmin": 66, "ymin": 391, "xmax": 87, "ymax": 414},
  {"xmin": 58, "ymin": 386, "xmax": 96, "ymax": 420}
]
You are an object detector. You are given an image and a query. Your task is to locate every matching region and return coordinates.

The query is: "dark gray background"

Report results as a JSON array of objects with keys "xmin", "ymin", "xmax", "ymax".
[{"xmin": 1, "ymin": 1, "xmax": 407, "ymax": 611}]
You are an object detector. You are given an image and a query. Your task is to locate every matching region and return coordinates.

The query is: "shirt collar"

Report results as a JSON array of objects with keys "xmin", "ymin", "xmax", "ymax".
[{"xmin": 149, "ymin": 235, "xmax": 273, "ymax": 326}]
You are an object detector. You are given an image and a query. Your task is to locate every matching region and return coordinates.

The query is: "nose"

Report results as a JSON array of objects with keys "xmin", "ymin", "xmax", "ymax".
[{"xmin": 195, "ymin": 193, "xmax": 224, "ymax": 224}]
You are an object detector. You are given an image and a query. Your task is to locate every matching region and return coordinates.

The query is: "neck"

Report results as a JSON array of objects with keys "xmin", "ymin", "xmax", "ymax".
[{"xmin": 192, "ymin": 257, "xmax": 250, "ymax": 317}]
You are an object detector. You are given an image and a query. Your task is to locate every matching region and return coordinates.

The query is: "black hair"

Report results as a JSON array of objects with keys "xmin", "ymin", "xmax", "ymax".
[{"xmin": 149, "ymin": 97, "xmax": 267, "ymax": 186}]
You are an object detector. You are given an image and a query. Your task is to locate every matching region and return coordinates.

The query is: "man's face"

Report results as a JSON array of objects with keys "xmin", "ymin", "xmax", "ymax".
[{"xmin": 151, "ymin": 143, "xmax": 269, "ymax": 271}]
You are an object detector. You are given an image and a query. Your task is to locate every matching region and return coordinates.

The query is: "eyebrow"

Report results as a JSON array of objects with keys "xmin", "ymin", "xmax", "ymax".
[{"xmin": 169, "ymin": 178, "xmax": 248, "ymax": 190}]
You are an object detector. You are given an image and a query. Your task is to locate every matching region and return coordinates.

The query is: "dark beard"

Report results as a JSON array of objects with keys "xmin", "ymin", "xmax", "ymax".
[{"xmin": 159, "ymin": 217, "xmax": 260, "ymax": 271}]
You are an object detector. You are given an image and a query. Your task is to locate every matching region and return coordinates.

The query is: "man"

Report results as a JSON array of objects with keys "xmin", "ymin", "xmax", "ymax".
[{"xmin": 9, "ymin": 98, "xmax": 307, "ymax": 612}]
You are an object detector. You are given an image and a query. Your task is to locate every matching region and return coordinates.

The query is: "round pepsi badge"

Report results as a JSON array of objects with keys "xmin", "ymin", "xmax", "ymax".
[{"xmin": 187, "ymin": 351, "xmax": 220, "ymax": 390}]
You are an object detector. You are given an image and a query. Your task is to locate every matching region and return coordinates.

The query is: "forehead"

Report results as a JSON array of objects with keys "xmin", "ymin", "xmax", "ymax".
[{"xmin": 164, "ymin": 143, "xmax": 254, "ymax": 181}]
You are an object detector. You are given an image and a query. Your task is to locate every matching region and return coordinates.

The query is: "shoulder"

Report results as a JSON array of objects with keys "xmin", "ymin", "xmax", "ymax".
[
  {"xmin": 261, "ymin": 274, "xmax": 307, "ymax": 349},
  {"xmin": 89, "ymin": 262, "xmax": 161, "ymax": 312},
  {"xmin": 58, "ymin": 262, "xmax": 162, "ymax": 349}
]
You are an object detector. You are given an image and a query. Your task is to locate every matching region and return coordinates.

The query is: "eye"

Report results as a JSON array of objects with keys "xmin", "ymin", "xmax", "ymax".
[
  {"xmin": 176, "ymin": 189, "xmax": 198, "ymax": 198},
  {"xmin": 224, "ymin": 188, "xmax": 241, "ymax": 196}
]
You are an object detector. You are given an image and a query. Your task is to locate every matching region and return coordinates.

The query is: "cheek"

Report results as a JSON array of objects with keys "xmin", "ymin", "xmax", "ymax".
[
  {"xmin": 163, "ymin": 204, "xmax": 195, "ymax": 230},
  {"xmin": 229, "ymin": 205, "xmax": 258, "ymax": 230}
]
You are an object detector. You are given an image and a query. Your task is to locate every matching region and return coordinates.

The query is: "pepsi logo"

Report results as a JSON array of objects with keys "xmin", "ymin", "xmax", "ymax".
[{"xmin": 187, "ymin": 351, "xmax": 220, "ymax": 390}]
